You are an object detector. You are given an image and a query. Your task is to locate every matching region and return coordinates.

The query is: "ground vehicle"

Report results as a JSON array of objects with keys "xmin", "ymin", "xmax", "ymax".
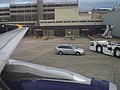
[
  {"xmin": 90, "ymin": 40, "xmax": 120, "ymax": 58},
  {"xmin": 55, "ymin": 44, "xmax": 85, "ymax": 55}
]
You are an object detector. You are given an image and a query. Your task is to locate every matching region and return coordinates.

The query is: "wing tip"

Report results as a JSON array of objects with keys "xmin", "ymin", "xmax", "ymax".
[{"xmin": 16, "ymin": 24, "xmax": 23, "ymax": 29}]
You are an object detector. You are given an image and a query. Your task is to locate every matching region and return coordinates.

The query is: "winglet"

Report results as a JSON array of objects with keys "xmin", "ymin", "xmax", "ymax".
[{"xmin": 16, "ymin": 24, "xmax": 23, "ymax": 29}]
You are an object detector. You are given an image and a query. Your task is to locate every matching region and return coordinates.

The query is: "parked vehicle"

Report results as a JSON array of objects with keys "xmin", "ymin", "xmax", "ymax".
[
  {"xmin": 90, "ymin": 40, "xmax": 120, "ymax": 58},
  {"xmin": 55, "ymin": 44, "xmax": 85, "ymax": 55}
]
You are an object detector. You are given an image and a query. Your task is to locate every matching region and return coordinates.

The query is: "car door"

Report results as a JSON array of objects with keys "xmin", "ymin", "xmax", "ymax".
[
  {"xmin": 62, "ymin": 46, "xmax": 69, "ymax": 54},
  {"xmin": 65, "ymin": 46, "xmax": 74, "ymax": 54}
]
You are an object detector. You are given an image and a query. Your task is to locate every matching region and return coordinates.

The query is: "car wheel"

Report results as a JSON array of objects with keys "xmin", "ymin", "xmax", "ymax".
[
  {"xmin": 76, "ymin": 52, "xmax": 80, "ymax": 56},
  {"xmin": 96, "ymin": 45, "xmax": 103, "ymax": 53},
  {"xmin": 114, "ymin": 49, "xmax": 120, "ymax": 58},
  {"xmin": 59, "ymin": 51, "xmax": 63, "ymax": 55}
]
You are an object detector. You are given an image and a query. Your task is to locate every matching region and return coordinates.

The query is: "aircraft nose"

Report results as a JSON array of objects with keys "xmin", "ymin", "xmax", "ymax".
[{"xmin": 109, "ymin": 82, "xmax": 117, "ymax": 90}]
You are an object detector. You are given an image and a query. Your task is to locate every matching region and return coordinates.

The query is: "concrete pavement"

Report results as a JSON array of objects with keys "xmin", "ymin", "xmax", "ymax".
[{"xmin": 11, "ymin": 37, "xmax": 120, "ymax": 89}]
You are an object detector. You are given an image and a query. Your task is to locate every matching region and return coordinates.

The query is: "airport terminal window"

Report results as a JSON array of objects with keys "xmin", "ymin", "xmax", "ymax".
[
  {"xmin": 43, "ymin": 5, "xmax": 47, "ymax": 7},
  {"xmin": 90, "ymin": 21, "xmax": 95, "ymax": 22},
  {"xmin": 96, "ymin": 20, "xmax": 102, "ymax": 22},
  {"xmin": 1, "ymin": 9, "xmax": 9, "ymax": 11},
  {"xmin": 72, "ymin": 21, "xmax": 77, "ymax": 23},
  {"xmin": 88, "ymin": 21, "xmax": 91, "ymax": 22},
  {"xmin": 16, "ymin": 6, "xmax": 25, "ymax": 8},
  {"xmin": 40, "ymin": 21, "xmax": 47, "ymax": 23},
  {"xmin": 17, "ymin": 10, "xmax": 24, "ymax": 13},
  {"xmin": 80, "ymin": 21, "xmax": 87, "ymax": 22},
  {"xmin": 11, "ymin": 10, "xmax": 37, "ymax": 13},
  {"xmin": 76, "ymin": 21, "xmax": 79, "ymax": 23},
  {"xmin": 48, "ymin": 9, "xmax": 54, "ymax": 12},
  {"xmin": 55, "ymin": 4, "xmax": 62, "ymax": 7},
  {"xmin": 25, "ymin": 6, "xmax": 31, "ymax": 8},
  {"xmin": 11, "ymin": 11, "xmax": 16, "ymax": 13},
  {"xmin": 47, "ymin": 4, "xmax": 54, "ymax": 7},
  {"xmin": 10, "ymin": 6, "xmax": 16, "ymax": 8},
  {"xmin": 63, "ymin": 4, "xmax": 70, "ymax": 6},
  {"xmin": 11, "ymin": 10, "xmax": 22, "ymax": 13},
  {"xmin": 6, "ymin": 9, "xmax": 9, "ymax": 11},
  {"xmin": 32, "ymin": 10, "xmax": 37, "ymax": 12},
  {"xmin": 48, "ymin": 21, "xmax": 55, "ymax": 23},
  {"xmin": 90, "ymin": 20, "xmax": 93, "ymax": 22},
  {"xmin": 64, "ymin": 21, "xmax": 71, "ymax": 23},
  {"xmin": 4, "ymin": 13, "xmax": 9, "ymax": 15},
  {"xmin": 24, "ymin": 10, "xmax": 31, "ymax": 12},
  {"xmin": 56, "ymin": 21, "xmax": 63, "ymax": 23},
  {"xmin": 71, "ymin": 4, "xmax": 78, "ymax": 6},
  {"xmin": 43, "ymin": 9, "xmax": 54, "ymax": 12}
]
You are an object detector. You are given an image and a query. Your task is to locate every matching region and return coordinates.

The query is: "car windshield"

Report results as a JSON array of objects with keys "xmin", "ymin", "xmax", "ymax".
[{"xmin": 71, "ymin": 45, "xmax": 78, "ymax": 49}]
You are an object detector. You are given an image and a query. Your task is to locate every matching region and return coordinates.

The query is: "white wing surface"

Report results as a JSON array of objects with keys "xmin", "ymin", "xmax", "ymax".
[{"xmin": 0, "ymin": 27, "xmax": 28, "ymax": 73}]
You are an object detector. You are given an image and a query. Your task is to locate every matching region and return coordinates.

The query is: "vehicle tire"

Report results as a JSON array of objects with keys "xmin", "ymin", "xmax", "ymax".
[
  {"xmin": 59, "ymin": 51, "xmax": 63, "ymax": 55},
  {"xmin": 76, "ymin": 52, "xmax": 80, "ymax": 56},
  {"xmin": 114, "ymin": 49, "xmax": 120, "ymax": 58},
  {"xmin": 96, "ymin": 45, "xmax": 103, "ymax": 53}
]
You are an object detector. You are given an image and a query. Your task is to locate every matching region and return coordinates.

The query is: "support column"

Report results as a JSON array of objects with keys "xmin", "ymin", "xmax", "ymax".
[{"xmin": 37, "ymin": 0, "xmax": 43, "ymax": 26}]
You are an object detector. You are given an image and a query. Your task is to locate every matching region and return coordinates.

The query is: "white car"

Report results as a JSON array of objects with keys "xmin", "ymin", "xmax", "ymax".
[{"xmin": 55, "ymin": 44, "xmax": 85, "ymax": 55}]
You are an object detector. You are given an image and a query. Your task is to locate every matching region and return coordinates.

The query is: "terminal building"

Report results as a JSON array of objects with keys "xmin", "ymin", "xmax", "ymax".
[{"xmin": 0, "ymin": 0, "xmax": 110, "ymax": 37}]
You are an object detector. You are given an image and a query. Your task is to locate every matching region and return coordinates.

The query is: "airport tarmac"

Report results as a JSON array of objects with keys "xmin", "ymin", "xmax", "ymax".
[{"xmin": 11, "ymin": 37, "xmax": 120, "ymax": 90}]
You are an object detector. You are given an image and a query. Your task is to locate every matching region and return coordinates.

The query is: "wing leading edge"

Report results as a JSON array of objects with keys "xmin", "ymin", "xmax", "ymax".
[{"xmin": 0, "ymin": 27, "xmax": 29, "ymax": 73}]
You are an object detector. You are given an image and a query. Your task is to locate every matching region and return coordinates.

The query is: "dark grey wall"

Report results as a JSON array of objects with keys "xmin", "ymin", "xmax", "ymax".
[{"xmin": 102, "ymin": 10, "xmax": 120, "ymax": 37}]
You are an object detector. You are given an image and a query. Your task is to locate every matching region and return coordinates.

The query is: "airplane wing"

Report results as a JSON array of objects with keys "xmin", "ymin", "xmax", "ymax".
[{"xmin": 0, "ymin": 27, "xmax": 28, "ymax": 74}]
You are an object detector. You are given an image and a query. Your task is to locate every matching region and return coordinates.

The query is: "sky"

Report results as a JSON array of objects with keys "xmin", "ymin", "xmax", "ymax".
[{"xmin": 0, "ymin": 0, "xmax": 120, "ymax": 11}]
